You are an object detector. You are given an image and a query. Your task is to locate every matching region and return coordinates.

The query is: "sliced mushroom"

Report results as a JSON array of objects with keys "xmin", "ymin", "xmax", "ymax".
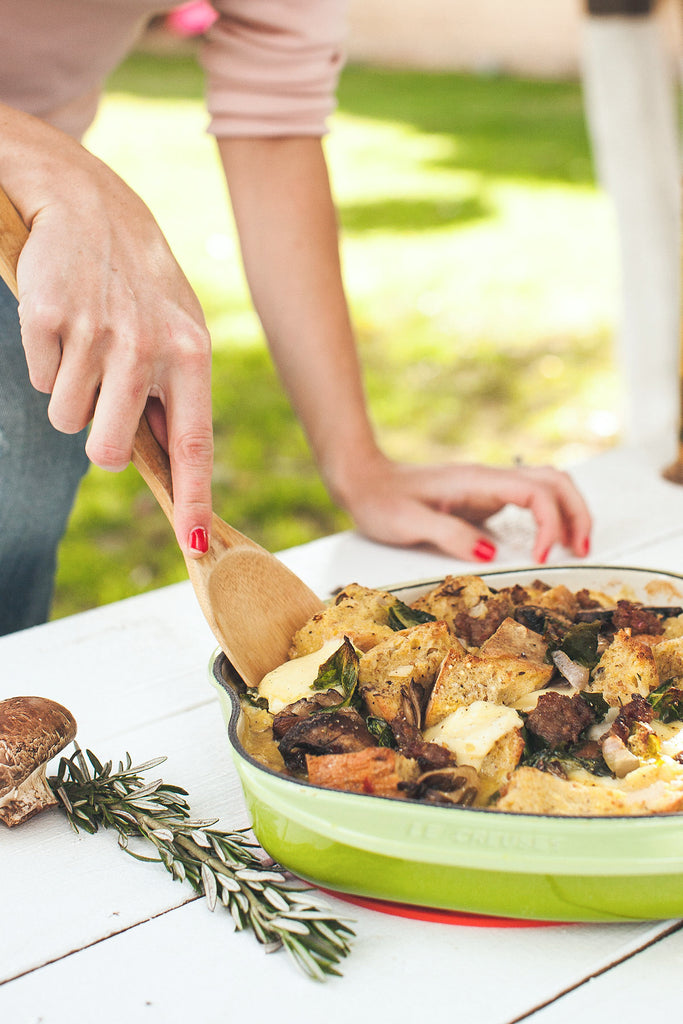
[
  {"xmin": 514, "ymin": 605, "xmax": 573, "ymax": 639},
  {"xmin": 271, "ymin": 690, "xmax": 345, "ymax": 740},
  {"xmin": 390, "ymin": 685, "xmax": 454, "ymax": 771},
  {"xmin": 0, "ymin": 696, "xmax": 77, "ymax": 827},
  {"xmin": 278, "ymin": 708, "xmax": 377, "ymax": 773},
  {"xmin": 413, "ymin": 765, "xmax": 479, "ymax": 806}
]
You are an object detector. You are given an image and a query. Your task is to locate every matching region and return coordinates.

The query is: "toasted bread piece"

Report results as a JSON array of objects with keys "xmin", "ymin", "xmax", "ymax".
[
  {"xmin": 288, "ymin": 583, "xmax": 397, "ymax": 658},
  {"xmin": 588, "ymin": 629, "xmax": 659, "ymax": 706},
  {"xmin": 358, "ymin": 620, "xmax": 454, "ymax": 721},
  {"xmin": 425, "ymin": 649, "xmax": 553, "ymax": 727},
  {"xmin": 534, "ymin": 584, "xmax": 580, "ymax": 619},
  {"xmin": 663, "ymin": 614, "xmax": 683, "ymax": 639},
  {"xmin": 479, "ymin": 617, "xmax": 549, "ymax": 663},
  {"xmin": 477, "ymin": 728, "xmax": 525, "ymax": 805},
  {"xmin": 653, "ymin": 635, "xmax": 683, "ymax": 684},
  {"xmin": 411, "ymin": 575, "xmax": 514, "ymax": 645},
  {"xmin": 496, "ymin": 763, "xmax": 683, "ymax": 816},
  {"xmin": 305, "ymin": 747, "xmax": 418, "ymax": 798}
]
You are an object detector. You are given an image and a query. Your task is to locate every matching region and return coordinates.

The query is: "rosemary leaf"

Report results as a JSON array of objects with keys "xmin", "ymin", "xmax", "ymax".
[
  {"xmin": 203, "ymin": 868, "xmax": 218, "ymax": 911},
  {"xmin": 48, "ymin": 743, "xmax": 354, "ymax": 981}
]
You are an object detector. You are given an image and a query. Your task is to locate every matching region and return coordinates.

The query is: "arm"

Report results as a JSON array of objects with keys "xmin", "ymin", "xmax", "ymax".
[
  {"xmin": 0, "ymin": 101, "xmax": 213, "ymax": 557},
  {"xmin": 218, "ymin": 136, "xmax": 592, "ymax": 564}
]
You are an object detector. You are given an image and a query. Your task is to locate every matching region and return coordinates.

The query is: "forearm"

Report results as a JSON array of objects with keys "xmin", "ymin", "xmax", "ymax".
[{"xmin": 218, "ymin": 136, "xmax": 385, "ymax": 498}]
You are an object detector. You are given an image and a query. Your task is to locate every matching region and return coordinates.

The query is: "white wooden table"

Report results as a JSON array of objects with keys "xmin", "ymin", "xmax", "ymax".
[{"xmin": 3, "ymin": 445, "xmax": 683, "ymax": 1024}]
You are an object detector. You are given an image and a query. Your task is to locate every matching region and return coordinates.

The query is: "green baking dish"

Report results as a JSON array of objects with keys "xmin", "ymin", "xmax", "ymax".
[{"xmin": 209, "ymin": 565, "xmax": 683, "ymax": 922}]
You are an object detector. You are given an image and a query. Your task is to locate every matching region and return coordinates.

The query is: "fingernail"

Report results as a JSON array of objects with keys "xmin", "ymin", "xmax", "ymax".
[
  {"xmin": 581, "ymin": 536, "xmax": 591, "ymax": 557},
  {"xmin": 472, "ymin": 539, "xmax": 496, "ymax": 562},
  {"xmin": 189, "ymin": 526, "xmax": 209, "ymax": 554},
  {"xmin": 538, "ymin": 546, "xmax": 550, "ymax": 565}
]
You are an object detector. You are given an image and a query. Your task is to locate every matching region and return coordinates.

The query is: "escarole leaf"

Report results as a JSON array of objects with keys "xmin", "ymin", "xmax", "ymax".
[
  {"xmin": 365, "ymin": 716, "xmax": 397, "ymax": 748},
  {"xmin": 578, "ymin": 691, "xmax": 610, "ymax": 719},
  {"xmin": 648, "ymin": 680, "xmax": 683, "ymax": 723},
  {"xmin": 387, "ymin": 599, "xmax": 436, "ymax": 631},
  {"xmin": 548, "ymin": 620, "xmax": 602, "ymax": 670},
  {"xmin": 523, "ymin": 746, "xmax": 611, "ymax": 777},
  {"xmin": 312, "ymin": 637, "xmax": 360, "ymax": 711},
  {"xmin": 241, "ymin": 688, "xmax": 270, "ymax": 711}
]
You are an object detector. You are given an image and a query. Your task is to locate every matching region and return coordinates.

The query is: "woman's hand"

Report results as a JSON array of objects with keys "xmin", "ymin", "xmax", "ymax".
[
  {"xmin": 3, "ymin": 113, "xmax": 214, "ymax": 558},
  {"xmin": 330, "ymin": 454, "xmax": 592, "ymax": 564}
]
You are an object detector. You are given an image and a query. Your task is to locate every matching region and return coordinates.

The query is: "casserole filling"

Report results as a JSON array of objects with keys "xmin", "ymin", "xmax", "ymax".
[{"xmin": 239, "ymin": 575, "xmax": 683, "ymax": 816}]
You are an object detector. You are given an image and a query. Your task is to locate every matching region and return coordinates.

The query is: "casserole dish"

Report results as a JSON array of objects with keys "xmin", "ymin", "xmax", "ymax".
[{"xmin": 209, "ymin": 565, "xmax": 683, "ymax": 922}]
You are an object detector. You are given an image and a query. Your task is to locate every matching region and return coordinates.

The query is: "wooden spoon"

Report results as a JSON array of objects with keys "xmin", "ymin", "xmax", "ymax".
[{"xmin": 0, "ymin": 185, "xmax": 324, "ymax": 686}]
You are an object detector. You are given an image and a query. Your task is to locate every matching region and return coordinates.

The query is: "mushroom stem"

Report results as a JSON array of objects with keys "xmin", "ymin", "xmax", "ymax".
[
  {"xmin": 0, "ymin": 761, "xmax": 59, "ymax": 826},
  {"xmin": 0, "ymin": 696, "xmax": 77, "ymax": 827}
]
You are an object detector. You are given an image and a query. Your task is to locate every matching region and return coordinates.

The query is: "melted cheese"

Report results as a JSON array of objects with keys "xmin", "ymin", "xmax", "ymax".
[
  {"xmin": 258, "ymin": 638, "xmax": 346, "ymax": 714},
  {"xmin": 512, "ymin": 685, "xmax": 578, "ymax": 713},
  {"xmin": 423, "ymin": 701, "xmax": 523, "ymax": 772},
  {"xmin": 652, "ymin": 720, "xmax": 683, "ymax": 760}
]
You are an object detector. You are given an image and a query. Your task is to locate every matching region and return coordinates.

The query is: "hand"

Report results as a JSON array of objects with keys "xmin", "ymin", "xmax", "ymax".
[
  {"xmin": 12, "ymin": 148, "xmax": 213, "ymax": 559},
  {"xmin": 332, "ymin": 455, "xmax": 592, "ymax": 564}
]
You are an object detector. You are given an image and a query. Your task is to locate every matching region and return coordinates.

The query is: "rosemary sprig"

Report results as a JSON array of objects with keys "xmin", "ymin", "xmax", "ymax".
[{"xmin": 48, "ymin": 744, "xmax": 354, "ymax": 981}]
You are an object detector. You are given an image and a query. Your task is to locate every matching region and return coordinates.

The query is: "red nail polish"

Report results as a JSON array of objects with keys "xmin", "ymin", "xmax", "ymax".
[
  {"xmin": 538, "ymin": 546, "xmax": 550, "ymax": 565},
  {"xmin": 581, "ymin": 536, "xmax": 591, "ymax": 557},
  {"xmin": 189, "ymin": 527, "xmax": 209, "ymax": 554},
  {"xmin": 472, "ymin": 539, "xmax": 496, "ymax": 562}
]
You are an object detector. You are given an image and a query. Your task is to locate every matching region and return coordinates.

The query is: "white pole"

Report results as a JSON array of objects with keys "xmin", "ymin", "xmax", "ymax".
[{"xmin": 581, "ymin": 11, "xmax": 681, "ymax": 461}]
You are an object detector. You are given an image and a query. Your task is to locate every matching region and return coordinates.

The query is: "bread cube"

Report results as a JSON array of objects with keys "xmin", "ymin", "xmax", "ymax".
[
  {"xmin": 410, "ymin": 575, "xmax": 514, "ymax": 646},
  {"xmin": 288, "ymin": 583, "xmax": 397, "ymax": 658},
  {"xmin": 496, "ymin": 763, "xmax": 683, "ymax": 816},
  {"xmin": 425, "ymin": 648, "xmax": 553, "ymax": 728},
  {"xmin": 479, "ymin": 617, "xmax": 549, "ymax": 663},
  {"xmin": 358, "ymin": 620, "xmax": 453, "ymax": 721},
  {"xmin": 588, "ymin": 629, "xmax": 659, "ymax": 706},
  {"xmin": 653, "ymin": 635, "xmax": 683, "ymax": 684},
  {"xmin": 306, "ymin": 747, "xmax": 418, "ymax": 797}
]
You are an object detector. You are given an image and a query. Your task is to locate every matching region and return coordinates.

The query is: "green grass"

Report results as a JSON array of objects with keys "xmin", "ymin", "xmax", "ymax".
[{"xmin": 52, "ymin": 53, "xmax": 619, "ymax": 618}]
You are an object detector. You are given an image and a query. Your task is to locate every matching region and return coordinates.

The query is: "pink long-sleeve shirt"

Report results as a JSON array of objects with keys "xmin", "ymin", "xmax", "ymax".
[{"xmin": 0, "ymin": 0, "xmax": 347, "ymax": 140}]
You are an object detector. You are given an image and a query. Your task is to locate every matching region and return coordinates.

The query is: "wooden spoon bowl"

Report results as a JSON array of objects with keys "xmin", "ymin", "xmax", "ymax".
[{"xmin": 0, "ymin": 185, "xmax": 324, "ymax": 686}]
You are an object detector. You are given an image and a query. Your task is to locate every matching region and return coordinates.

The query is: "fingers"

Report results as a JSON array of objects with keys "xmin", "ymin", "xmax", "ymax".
[
  {"xmin": 158, "ymin": 368, "xmax": 214, "ymax": 560},
  {"xmin": 421, "ymin": 463, "xmax": 592, "ymax": 563},
  {"xmin": 511, "ymin": 466, "xmax": 592, "ymax": 562},
  {"xmin": 348, "ymin": 489, "xmax": 500, "ymax": 563},
  {"xmin": 341, "ymin": 460, "xmax": 592, "ymax": 565},
  {"xmin": 18, "ymin": 295, "xmax": 66, "ymax": 395},
  {"xmin": 397, "ymin": 501, "xmax": 499, "ymax": 563},
  {"xmin": 20, "ymin": 293, "xmax": 214, "ymax": 561},
  {"xmin": 82, "ymin": 337, "xmax": 214, "ymax": 560}
]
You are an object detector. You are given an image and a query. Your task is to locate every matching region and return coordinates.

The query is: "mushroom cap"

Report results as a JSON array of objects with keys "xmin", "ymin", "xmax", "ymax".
[{"xmin": 0, "ymin": 696, "xmax": 77, "ymax": 798}]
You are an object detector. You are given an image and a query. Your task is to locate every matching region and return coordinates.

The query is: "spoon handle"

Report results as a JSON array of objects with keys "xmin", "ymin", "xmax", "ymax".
[
  {"xmin": 0, "ymin": 185, "xmax": 25, "ymax": 298},
  {"xmin": 130, "ymin": 415, "xmax": 175, "ymax": 525}
]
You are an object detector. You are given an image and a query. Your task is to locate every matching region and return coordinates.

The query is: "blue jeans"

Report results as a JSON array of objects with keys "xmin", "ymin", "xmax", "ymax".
[{"xmin": 0, "ymin": 280, "xmax": 89, "ymax": 634}]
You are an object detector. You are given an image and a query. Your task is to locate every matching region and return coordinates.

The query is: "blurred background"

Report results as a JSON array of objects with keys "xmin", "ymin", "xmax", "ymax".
[{"xmin": 52, "ymin": 0, "xmax": 682, "ymax": 618}]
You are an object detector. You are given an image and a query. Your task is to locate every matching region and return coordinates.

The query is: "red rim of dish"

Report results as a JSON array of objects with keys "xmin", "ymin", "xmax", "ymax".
[{"xmin": 320, "ymin": 889, "xmax": 566, "ymax": 928}]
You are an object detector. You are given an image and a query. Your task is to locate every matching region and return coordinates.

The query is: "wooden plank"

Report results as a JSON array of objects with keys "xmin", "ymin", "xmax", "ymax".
[
  {"xmin": 0, "ymin": 894, "xmax": 676, "ymax": 1024},
  {"xmin": 518, "ymin": 922, "xmax": 683, "ymax": 1022},
  {"xmin": 0, "ymin": 700, "xmax": 248, "ymax": 984},
  {"xmin": 0, "ymin": 581, "xmax": 218, "ymax": 741}
]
